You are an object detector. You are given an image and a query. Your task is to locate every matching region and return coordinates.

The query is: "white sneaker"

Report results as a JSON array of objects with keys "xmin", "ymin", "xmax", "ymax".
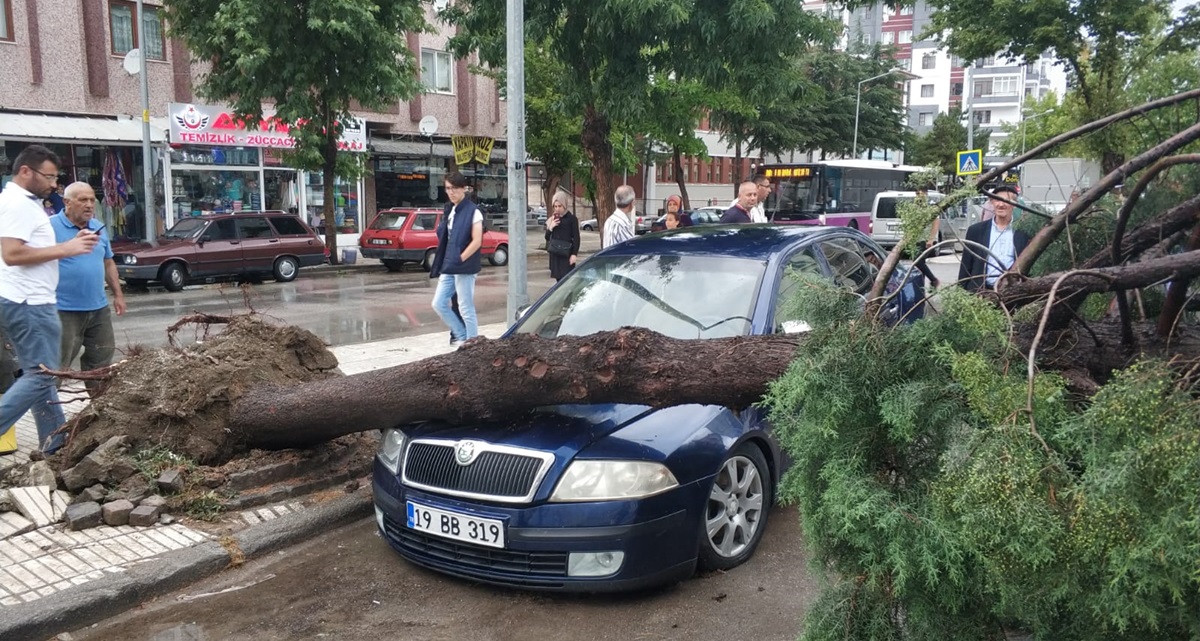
[{"xmin": 451, "ymin": 340, "xmax": 466, "ymax": 349}]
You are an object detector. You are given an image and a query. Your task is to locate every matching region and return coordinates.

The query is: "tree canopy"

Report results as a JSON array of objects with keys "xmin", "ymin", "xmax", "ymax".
[{"xmin": 163, "ymin": 0, "xmax": 427, "ymax": 263}]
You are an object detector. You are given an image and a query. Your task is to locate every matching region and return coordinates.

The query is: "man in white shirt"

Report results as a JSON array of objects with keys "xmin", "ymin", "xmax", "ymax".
[
  {"xmin": 0, "ymin": 145, "xmax": 98, "ymax": 455},
  {"xmin": 603, "ymin": 185, "xmax": 637, "ymax": 249}
]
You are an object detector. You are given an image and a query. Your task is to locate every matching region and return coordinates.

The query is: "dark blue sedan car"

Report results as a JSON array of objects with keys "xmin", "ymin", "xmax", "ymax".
[{"xmin": 372, "ymin": 225, "xmax": 926, "ymax": 591}]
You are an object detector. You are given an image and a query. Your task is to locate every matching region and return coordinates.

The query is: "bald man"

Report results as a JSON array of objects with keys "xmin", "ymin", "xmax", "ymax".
[
  {"xmin": 720, "ymin": 182, "xmax": 759, "ymax": 224},
  {"xmin": 50, "ymin": 182, "xmax": 125, "ymax": 391}
]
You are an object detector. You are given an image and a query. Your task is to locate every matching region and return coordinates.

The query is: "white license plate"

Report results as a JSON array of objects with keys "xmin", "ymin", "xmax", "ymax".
[
  {"xmin": 886, "ymin": 222, "xmax": 900, "ymax": 230},
  {"xmin": 370, "ymin": 239, "xmax": 389, "ymax": 245},
  {"xmin": 406, "ymin": 501, "xmax": 505, "ymax": 548}
]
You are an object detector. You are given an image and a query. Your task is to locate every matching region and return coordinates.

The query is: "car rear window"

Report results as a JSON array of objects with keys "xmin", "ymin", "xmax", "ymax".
[
  {"xmin": 236, "ymin": 217, "xmax": 275, "ymax": 239},
  {"xmin": 875, "ymin": 198, "xmax": 900, "ymax": 219},
  {"xmin": 269, "ymin": 216, "xmax": 309, "ymax": 236},
  {"xmin": 371, "ymin": 212, "xmax": 408, "ymax": 230}
]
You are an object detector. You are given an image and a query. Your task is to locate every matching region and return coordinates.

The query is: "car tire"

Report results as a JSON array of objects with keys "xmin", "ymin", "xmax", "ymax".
[
  {"xmin": 489, "ymin": 244, "xmax": 509, "ymax": 267},
  {"xmin": 160, "ymin": 263, "xmax": 187, "ymax": 292},
  {"xmin": 698, "ymin": 443, "xmax": 772, "ymax": 572},
  {"xmin": 848, "ymin": 219, "xmax": 859, "ymax": 230},
  {"xmin": 273, "ymin": 256, "xmax": 299, "ymax": 282},
  {"xmin": 582, "ymin": 223, "xmax": 593, "ymax": 231},
  {"xmin": 382, "ymin": 259, "xmax": 404, "ymax": 272},
  {"xmin": 422, "ymin": 249, "xmax": 437, "ymax": 272}
]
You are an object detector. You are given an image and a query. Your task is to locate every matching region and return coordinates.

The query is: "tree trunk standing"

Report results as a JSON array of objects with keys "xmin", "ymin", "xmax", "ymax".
[
  {"xmin": 322, "ymin": 118, "xmax": 340, "ymax": 265},
  {"xmin": 733, "ymin": 138, "xmax": 744, "ymax": 196},
  {"xmin": 582, "ymin": 106, "xmax": 615, "ymax": 228},
  {"xmin": 229, "ymin": 328, "xmax": 803, "ymax": 451},
  {"xmin": 542, "ymin": 173, "xmax": 562, "ymax": 210},
  {"xmin": 673, "ymin": 147, "xmax": 690, "ymax": 210}
]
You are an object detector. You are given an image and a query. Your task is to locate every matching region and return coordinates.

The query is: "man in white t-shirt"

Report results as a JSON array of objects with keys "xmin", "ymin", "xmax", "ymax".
[
  {"xmin": 0, "ymin": 145, "xmax": 98, "ymax": 455},
  {"xmin": 603, "ymin": 185, "xmax": 637, "ymax": 249}
]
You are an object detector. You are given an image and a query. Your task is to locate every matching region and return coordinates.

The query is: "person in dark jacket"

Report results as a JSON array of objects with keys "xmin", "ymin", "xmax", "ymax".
[
  {"xmin": 957, "ymin": 184, "xmax": 1031, "ymax": 292},
  {"xmin": 720, "ymin": 182, "xmax": 758, "ymax": 224},
  {"xmin": 430, "ymin": 172, "xmax": 483, "ymax": 345},
  {"xmin": 544, "ymin": 191, "xmax": 580, "ymax": 281}
]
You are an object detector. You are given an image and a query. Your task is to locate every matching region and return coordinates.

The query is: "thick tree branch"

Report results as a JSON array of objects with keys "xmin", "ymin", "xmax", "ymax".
[
  {"xmin": 229, "ymin": 328, "xmax": 805, "ymax": 450},
  {"xmin": 1001, "ymin": 249, "xmax": 1200, "ymax": 306}
]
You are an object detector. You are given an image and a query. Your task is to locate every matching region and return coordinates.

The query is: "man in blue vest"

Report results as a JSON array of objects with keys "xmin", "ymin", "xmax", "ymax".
[{"xmin": 51, "ymin": 182, "xmax": 126, "ymax": 393}]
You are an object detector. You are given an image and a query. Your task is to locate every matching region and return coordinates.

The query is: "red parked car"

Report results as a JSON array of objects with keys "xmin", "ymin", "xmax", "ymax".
[{"xmin": 359, "ymin": 207, "xmax": 509, "ymax": 272}]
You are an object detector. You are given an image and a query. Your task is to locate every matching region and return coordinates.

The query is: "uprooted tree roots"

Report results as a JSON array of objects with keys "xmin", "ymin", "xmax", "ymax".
[{"xmin": 51, "ymin": 314, "xmax": 341, "ymax": 469}]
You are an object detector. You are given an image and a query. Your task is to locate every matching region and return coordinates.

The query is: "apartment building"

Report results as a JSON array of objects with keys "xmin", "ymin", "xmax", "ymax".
[
  {"xmin": 836, "ymin": 0, "xmax": 1068, "ymax": 161},
  {"xmin": 0, "ymin": 0, "xmax": 505, "ymax": 245}
]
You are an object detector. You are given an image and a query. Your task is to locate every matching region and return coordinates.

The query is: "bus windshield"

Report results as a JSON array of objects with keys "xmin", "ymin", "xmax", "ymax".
[{"xmin": 763, "ymin": 165, "xmax": 823, "ymax": 222}]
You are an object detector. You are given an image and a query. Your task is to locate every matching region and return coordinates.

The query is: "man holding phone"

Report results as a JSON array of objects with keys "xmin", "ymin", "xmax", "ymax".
[
  {"xmin": 0, "ymin": 146, "xmax": 99, "ymax": 455},
  {"xmin": 51, "ymin": 182, "xmax": 125, "ymax": 395}
]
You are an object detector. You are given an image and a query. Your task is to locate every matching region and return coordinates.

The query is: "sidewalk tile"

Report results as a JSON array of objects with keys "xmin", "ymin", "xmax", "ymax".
[
  {"xmin": 0, "ymin": 512, "xmax": 34, "ymax": 539},
  {"xmin": 10, "ymin": 486, "xmax": 56, "ymax": 528}
]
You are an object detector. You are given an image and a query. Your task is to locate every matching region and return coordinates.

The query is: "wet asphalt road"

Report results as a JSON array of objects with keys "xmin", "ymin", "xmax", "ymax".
[
  {"xmin": 106, "ymin": 250, "xmax": 561, "ymax": 351},
  {"xmin": 70, "ymin": 507, "xmax": 821, "ymax": 641}
]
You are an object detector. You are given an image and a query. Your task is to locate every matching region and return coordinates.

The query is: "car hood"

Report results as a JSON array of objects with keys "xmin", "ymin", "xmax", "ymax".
[
  {"xmin": 113, "ymin": 238, "xmax": 195, "ymax": 255},
  {"xmin": 400, "ymin": 402, "xmax": 731, "ymax": 470}
]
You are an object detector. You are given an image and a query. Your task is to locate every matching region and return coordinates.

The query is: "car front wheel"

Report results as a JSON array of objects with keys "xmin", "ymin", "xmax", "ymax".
[
  {"xmin": 160, "ymin": 263, "xmax": 187, "ymax": 292},
  {"xmin": 698, "ymin": 443, "xmax": 772, "ymax": 571},
  {"xmin": 489, "ymin": 244, "xmax": 509, "ymax": 266},
  {"xmin": 422, "ymin": 249, "xmax": 437, "ymax": 272},
  {"xmin": 273, "ymin": 256, "xmax": 299, "ymax": 282}
]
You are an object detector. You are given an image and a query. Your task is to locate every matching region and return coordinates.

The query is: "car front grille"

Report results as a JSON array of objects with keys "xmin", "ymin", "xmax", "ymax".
[
  {"xmin": 382, "ymin": 513, "xmax": 568, "ymax": 579},
  {"xmin": 402, "ymin": 440, "xmax": 552, "ymax": 503}
]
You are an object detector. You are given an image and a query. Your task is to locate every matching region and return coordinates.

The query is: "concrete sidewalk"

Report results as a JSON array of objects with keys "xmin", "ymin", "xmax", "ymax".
[{"xmin": 0, "ymin": 322, "xmax": 510, "ymax": 640}]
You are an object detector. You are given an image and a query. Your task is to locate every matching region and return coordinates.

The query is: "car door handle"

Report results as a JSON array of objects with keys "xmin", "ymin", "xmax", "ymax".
[{"xmin": 268, "ymin": 239, "xmax": 279, "ymax": 243}]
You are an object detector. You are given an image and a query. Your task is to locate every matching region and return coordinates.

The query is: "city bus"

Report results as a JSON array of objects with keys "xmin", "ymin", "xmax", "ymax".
[{"xmin": 762, "ymin": 160, "xmax": 919, "ymax": 229}]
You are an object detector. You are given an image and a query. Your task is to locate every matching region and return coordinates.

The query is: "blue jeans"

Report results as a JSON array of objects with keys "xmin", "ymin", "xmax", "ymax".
[
  {"xmin": 0, "ymin": 300, "xmax": 66, "ymax": 453},
  {"xmin": 431, "ymin": 274, "xmax": 477, "ymax": 341}
]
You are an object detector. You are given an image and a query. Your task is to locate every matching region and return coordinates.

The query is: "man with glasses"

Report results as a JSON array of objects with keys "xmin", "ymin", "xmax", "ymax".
[{"xmin": 0, "ymin": 145, "xmax": 99, "ymax": 455}]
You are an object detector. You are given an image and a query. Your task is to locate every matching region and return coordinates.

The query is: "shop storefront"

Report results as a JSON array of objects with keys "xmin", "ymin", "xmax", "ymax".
[
  {"xmin": 0, "ymin": 111, "xmax": 170, "ymax": 241},
  {"xmin": 165, "ymin": 102, "xmax": 367, "ymax": 244},
  {"xmin": 369, "ymin": 136, "xmax": 506, "ymax": 216}
]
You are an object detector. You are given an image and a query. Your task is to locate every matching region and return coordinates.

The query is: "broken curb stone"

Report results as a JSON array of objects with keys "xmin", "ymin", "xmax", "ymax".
[
  {"xmin": 28, "ymin": 461, "xmax": 57, "ymax": 488},
  {"xmin": 61, "ymin": 435, "xmax": 132, "ymax": 491},
  {"xmin": 64, "ymin": 501, "xmax": 103, "ymax": 531},
  {"xmin": 140, "ymin": 494, "xmax": 168, "ymax": 509},
  {"xmin": 101, "ymin": 499, "xmax": 135, "ymax": 526},
  {"xmin": 71, "ymin": 484, "xmax": 108, "ymax": 505}
]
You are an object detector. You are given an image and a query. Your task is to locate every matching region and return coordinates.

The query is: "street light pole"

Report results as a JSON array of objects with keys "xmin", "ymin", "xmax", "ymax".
[
  {"xmin": 852, "ymin": 68, "xmax": 917, "ymax": 158},
  {"xmin": 136, "ymin": 0, "xmax": 155, "ymax": 243},
  {"xmin": 1020, "ymin": 108, "xmax": 1056, "ymax": 155},
  {"xmin": 505, "ymin": 0, "xmax": 528, "ymax": 325}
]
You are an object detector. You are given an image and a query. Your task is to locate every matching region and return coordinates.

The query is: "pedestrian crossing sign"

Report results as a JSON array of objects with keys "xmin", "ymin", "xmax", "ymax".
[{"xmin": 956, "ymin": 149, "xmax": 982, "ymax": 176}]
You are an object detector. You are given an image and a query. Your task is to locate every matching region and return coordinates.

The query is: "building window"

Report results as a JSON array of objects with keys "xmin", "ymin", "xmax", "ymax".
[
  {"xmin": 109, "ymin": 1, "xmax": 165, "ymax": 60},
  {"xmin": 420, "ymin": 49, "xmax": 454, "ymax": 94},
  {"xmin": 860, "ymin": 33, "xmax": 872, "ymax": 46},
  {"xmin": 973, "ymin": 78, "xmax": 992, "ymax": 96},
  {"xmin": 950, "ymin": 55, "xmax": 963, "ymax": 68},
  {"xmin": 897, "ymin": 57, "xmax": 911, "ymax": 70},
  {"xmin": 992, "ymin": 75, "xmax": 1019, "ymax": 96},
  {"xmin": 973, "ymin": 110, "xmax": 991, "ymax": 125},
  {"xmin": 898, "ymin": 30, "xmax": 912, "ymax": 44},
  {"xmin": 1025, "ymin": 86, "xmax": 1034, "ymax": 97},
  {"xmin": 951, "ymin": 82, "xmax": 963, "ymax": 97},
  {"xmin": 918, "ymin": 112, "xmax": 931, "ymax": 126},
  {"xmin": 921, "ymin": 53, "xmax": 936, "ymax": 70},
  {"xmin": 976, "ymin": 56, "xmax": 996, "ymax": 67},
  {"xmin": 0, "ymin": 0, "xmax": 13, "ymax": 42},
  {"xmin": 882, "ymin": 31, "xmax": 895, "ymax": 45},
  {"xmin": 900, "ymin": 5, "xmax": 913, "ymax": 15},
  {"xmin": 920, "ymin": 84, "xmax": 935, "ymax": 98}
]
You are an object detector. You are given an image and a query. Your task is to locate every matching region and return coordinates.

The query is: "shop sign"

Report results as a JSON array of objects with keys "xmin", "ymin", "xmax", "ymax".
[
  {"xmin": 451, "ymin": 135, "xmax": 496, "ymax": 165},
  {"xmin": 168, "ymin": 103, "xmax": 367, "ymax": 151}
]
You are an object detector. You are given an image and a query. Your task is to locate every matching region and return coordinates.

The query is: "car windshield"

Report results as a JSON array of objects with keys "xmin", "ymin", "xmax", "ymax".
[
  {"xmin": 371, "ymin": 212, "xmax": 409, "ymax": 230},
  {"xmin": 162, "ymin": 218, "xmax": 207, "ymax": 239},
  {"xmin": 514, "ymin": 254, "xmax": 765, "ymax": 339}
]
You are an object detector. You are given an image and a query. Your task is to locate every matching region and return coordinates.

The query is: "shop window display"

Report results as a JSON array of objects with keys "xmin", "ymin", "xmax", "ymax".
[
  {"xmin": 172, "ymin": 169, "xmax": 261, "ymax": 217},
  {"xmin": 306, "ymin": 173, "xmax": 360, "ymax": 234}
]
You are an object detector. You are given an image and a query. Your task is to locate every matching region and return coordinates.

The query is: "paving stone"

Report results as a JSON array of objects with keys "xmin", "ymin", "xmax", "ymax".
[
  {"xmin": 10, "ymin": 486, "xmax": 56, "ymax": 527},
  {"xmin": 106, "ymin": 475, "xmax": 150, "ymax": 505},
  {"xmin": 0, "ymin": 489, "xmax": 15, "ymax": 512},
  {"xmin": 27, "ymin": 461, "xmax": 57, "ymax": 488},
  {"xmin": 140, "ymin": 494, "xmax": 167, "ymax": 509},
  {"xmin": 63, "ymin": 502, "xmax": 103, "ymax": 531},
  {"xmin": 101, "ymin": 499, "xmax": 135, "ymax": 526},
  {"xmin": 60, "ymin": 435, "xmax": 131, "ymax": 491},
  {"xmin": 159, "ymin": 513, "xmax": 176, "ymax": 525},
  {"xmin": 128, "ymin": 505, "xmax": 161, "ymax": 527},
  {"xmin": 0, "ymin": 511, "xmax": 35, "ymax": 539},
  {"xmin": 156, "ymin": 469, "xmax": 186, "ymax": 494},
  {"xmin": 71, "ymin": 484, "xmax": 108, "ymax": 505}
]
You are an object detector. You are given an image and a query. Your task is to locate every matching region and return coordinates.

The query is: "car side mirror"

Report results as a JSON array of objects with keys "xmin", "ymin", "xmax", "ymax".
[{"xmin": 515, "ymin": 304, "xmax": 532, "ymax": 322}]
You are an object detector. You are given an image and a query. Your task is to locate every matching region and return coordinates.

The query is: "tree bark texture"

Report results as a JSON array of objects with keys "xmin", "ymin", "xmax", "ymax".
[
  {"xmin": 582, "ymin": 106, "xmax": 615, "ymax": 228},
  {"xmin": 999, "ymin": 249, "xmax": 1200, "ymax": 308},
  {"xmin": 229, "ymin": 328, "xmax": 803, "ymax": 451}
]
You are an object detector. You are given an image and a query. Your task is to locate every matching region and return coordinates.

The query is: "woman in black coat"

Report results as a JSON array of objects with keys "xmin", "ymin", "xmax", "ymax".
[{"xmin": 544, "ymin": 192, "xmax": 580, "ymax": 281}]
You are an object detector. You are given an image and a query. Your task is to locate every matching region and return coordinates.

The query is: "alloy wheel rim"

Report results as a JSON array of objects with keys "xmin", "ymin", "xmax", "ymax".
[
  {"xmin": 705, "ymin": 455, "xmax": 764, "ymax": 558},
  {"xmin": 279, "ymin": 260, "xmax": 296, "ymax": 278},
  {"xmin": 494, "ymin": 248, "xmax": 507, "ymax": 264}
]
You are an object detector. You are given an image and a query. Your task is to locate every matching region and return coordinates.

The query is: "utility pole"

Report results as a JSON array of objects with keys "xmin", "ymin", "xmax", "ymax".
[
  {"xmin": 136, "ymin": 0, "xmax": 155, "ymax": 243},
  {"xmin": 505, "ymin": 0, "xmax": 528, "ymax": 324},
  {"xmin": 965, "ymin": 61, "xmax": 974, "ymax": 151}
]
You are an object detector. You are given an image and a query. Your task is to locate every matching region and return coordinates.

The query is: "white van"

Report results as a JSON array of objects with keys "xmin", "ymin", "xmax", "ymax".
[{"xmin": 869, "ymin": 191, "xmax": 945, "ymax": 249}]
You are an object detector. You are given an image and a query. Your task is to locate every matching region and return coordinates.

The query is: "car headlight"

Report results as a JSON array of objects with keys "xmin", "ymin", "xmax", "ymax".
[
  {"xmin": 123, "ymin": 255, "xmax": 138, "ymax": 265},
  {"xmin": 550, "ymin": 460, "xmax": 678, "ymax": 502},
  {"xmin": 377, "ymin": 429, "xmax": 406, "ymax": 475}
]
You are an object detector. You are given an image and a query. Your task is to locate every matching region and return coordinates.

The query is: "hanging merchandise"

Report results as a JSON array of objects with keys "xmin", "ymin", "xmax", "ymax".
[{"xmin": 102, "ymin": 150, "xmax": 129, "ymax": 209}]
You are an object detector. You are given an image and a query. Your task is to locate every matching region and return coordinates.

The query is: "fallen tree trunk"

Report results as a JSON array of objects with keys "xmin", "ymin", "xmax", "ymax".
[{"xmin": 229, "ymin": 328, "xmax": 804, "ymax": 451}]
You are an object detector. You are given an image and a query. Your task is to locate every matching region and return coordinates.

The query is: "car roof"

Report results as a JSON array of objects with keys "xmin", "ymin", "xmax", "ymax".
[
  {"xmin": 195, "ymin": 210, "xmax": 294, "ymax": 219},
  {"xmin": 600, "ymin": 224, "xmax": 856, "ymax": 261},
  {"xmin": 378, "ymin": 207, "xmax": 443, "ymax": 214}
]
